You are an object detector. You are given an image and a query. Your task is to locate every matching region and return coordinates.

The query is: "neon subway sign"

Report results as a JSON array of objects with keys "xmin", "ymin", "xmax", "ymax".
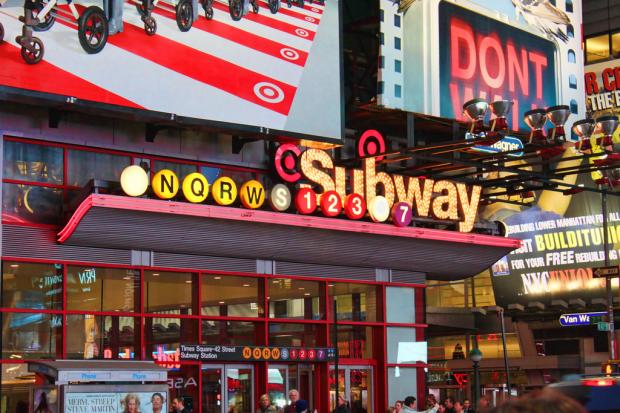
[{"xmin": 119, "ymin": 134, "xmax": 482, "ymax": 232}]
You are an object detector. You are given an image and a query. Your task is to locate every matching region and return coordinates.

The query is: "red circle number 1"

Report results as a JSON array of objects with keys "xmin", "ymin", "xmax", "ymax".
[{"xmin": 295, "ymin": 188, "xmax": 318, "ymax": 214}]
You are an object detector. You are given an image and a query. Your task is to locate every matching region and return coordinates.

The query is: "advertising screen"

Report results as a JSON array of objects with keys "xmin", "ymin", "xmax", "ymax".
[
  {"xmin": 379, "ymin": 0, "xmax": 584, "ymax": 132},
  {"xmin": 483, "ymin": 154, "xmax": 620, "ymax": 308},
  {"xmin": 0, "ymin": 0, "xmax": 342, "ymax": 141},
  {"xmin": 63, "ymin": 385, "xmax": 168, "ymax": 413}
]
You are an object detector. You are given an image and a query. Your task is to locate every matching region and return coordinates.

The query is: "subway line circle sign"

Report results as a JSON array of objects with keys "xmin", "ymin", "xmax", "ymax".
[{"xmin": 180, "ymin": 345, "xmax": 336, "ymax": 362}]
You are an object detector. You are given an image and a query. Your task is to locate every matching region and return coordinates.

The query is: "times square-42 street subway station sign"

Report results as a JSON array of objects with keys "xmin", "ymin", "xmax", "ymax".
[{"xmin": 180, "ymin": 345, "xmax": 336, "ymax": 362}]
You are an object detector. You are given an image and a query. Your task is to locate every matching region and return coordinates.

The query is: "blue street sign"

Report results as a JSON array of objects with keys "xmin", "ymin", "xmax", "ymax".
[
  {"xmin": 465, "ymin": 133, "xmax": 525, "ymax": 157},
  {"xmin": 559, "ymin": 312, "xmax": 607, "ymax": 327}
]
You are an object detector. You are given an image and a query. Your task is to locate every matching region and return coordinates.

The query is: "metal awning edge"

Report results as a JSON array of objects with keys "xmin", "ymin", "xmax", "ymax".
[{"xmin": 58, "ymin": 194, "xmax": 521, "ymax": 249}]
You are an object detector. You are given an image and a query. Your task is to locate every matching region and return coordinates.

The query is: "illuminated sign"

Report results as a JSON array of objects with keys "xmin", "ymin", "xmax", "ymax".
[
  {"xmin": 120, "ymin": 138, "xmax": 482, "ymax": 232},
  {"xmin": 559, "ymin": 311, "xmax": 606, "ymax": 327},
  {"xmin": 439, "ymin": 2, "xmax": 557, "ymax": 130},
  {"xmin": 585, "ymin": 62, "xmax": 620, "ymax": 113},
  {"xmin": 179, "ymin": 344, "xmax": 336, "ymax": 362}
]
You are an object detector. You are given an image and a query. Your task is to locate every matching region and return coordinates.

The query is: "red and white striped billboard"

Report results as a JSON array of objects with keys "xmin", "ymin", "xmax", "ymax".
[{"xmin": 0, "ymin": 0, "xmax": 342, "ymax": 141}]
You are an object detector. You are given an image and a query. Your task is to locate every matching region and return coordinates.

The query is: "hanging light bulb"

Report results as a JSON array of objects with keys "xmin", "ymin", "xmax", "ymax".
[
  {"xmin": 523, "ymin": 109, "xmax": 547, "ymax": 143},
  {"xmin": 571, "ymin": 119, "xmax": 595, "ymax": 154},
  {"xmin": 546, "ymin": 105, "xmax": 571, "ymax": 142},
  {"xmin": 489, "ymin": 100, "xmax": 513, "ymax": 132},
  {"xmin": 463, "ymin": 98, "xmax": 488, "ymax": 135}
]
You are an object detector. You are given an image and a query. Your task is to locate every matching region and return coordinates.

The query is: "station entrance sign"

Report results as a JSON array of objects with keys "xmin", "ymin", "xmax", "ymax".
[{"xmin": 180, "ymin": 345, "xmax": 336, "ymax": 362}]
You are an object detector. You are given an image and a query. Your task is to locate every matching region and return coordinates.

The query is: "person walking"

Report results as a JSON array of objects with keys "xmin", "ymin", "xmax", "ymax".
[
  {"xmin": 392, "ymin": 401, "xmax": 403, "ymax": 413},
  {"xmin": 258, "ymin": 395, "xmax": 278, "ymax": 413},
  {"xmin": 171, "ymin": 398, "xmax": 190, "ymax": 413},
  {"xmin": 284, "ymin": 390, "xmax": 300, "ymax": 413},
  {"xmin": 443, "ymin": 398, "xmax": 455, "ymax": 413},
  {"xmin": 402, "ymin": 396, "xmax": 439, "ymax": 413},
  {"xmin": 453, "ymin": 401, "xmax": 464, "ymax": 413},
  {"xmin": 332, "ymin": 395, "xmax": 350, "ymax": 413},
  {"xmin": 462, "ymin": 399, "xmax": 474, "ymax": 413}
]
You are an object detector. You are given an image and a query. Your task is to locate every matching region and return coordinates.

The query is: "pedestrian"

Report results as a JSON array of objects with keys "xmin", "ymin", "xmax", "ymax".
[
  {"xmin": 258, "ymin": 395, "xmax": 278, "ymax": 413},
  {"xmin": 171, "ymin": 398, "xmax": 190, "ymax": 413},
  {"xmin": 284, "ymin": 390, "xmax": 300, "ymax": 413},
  {"xmin": 462, "ymin": 399, "xmax": 474, "ymax": 413},
  {"xmin": 477, "ymin": 397, "xmax": 490, "ymax": 413},
  {"xmin": 443, "ymin": 398, "xmax": 455, "ymax": 413},
  {"xmin": 453, "ymin": 401, "xmax": 464, "ymax": 413},
  {"xmin": 393, "ymin": 401, "xmax": 403, "ymax": 413},
  {"xmin": 296, "ymin": 400, "xmax": 309, "ymax": 413},
  {"xmin": 487, "ymin": 389, "xmax": 586, "ymax": 413},
  {"xmin": 332, "ymin": 395, "xmax": 350, "ymax": 413},
  {"xmin": 401, "ymin": 397, "xmax": 417, "ymax": 413}
]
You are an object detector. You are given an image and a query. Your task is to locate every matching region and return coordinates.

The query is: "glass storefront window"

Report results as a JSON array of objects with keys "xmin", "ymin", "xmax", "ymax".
[
  {"xmin": 387, "ymin": 327, "xmax": 425, "ymax": 364},
  {"xmin": 146, "ymin": 271, "xmax": 194, "ymax": 314},
  {"xmin": 226, "ymin": 367, "xmax": 253, "ymax": 413},
  {"xmin": 199, "ymin": 166, "xmax": 255, "ymax": 185},
  {"xmin": 385, "ymin": 287, "xmax": 415, "ymax": 324},
  {"xmin": 66, "ymin": 315, "xmax": 138, "ymax": 359},
  {"xmin": 471, "ymin": 333, "xmax": 522, "ymax": 359},
  {"xmin": 3, "ymin": 141, "xmax": 63, "ymax": 184},
  {"xmin": 473, "ymin": 271, "xmax": 496, "ymax": 307},
  {"xmin": 613, "ymin": 32, "xmax": 620, "ymax": 58},
  {"xmin": 2, "ymin": 183, "xmax": 64, "ymax": 225},
  {"xmin": 201, "ymin": 275, "xmax": 260, "ymax": 317},
  {"xmin": 1, "ymin": 261, "xmax": 62, "ymax": 310},
  {"xmin": 336, "ymin": 325, "xmax": 373, "ymax": 359},
  {"xmin": 268, "ymin": 323, "xmax": 319, "ymax": 348},
  {"xmin": 169, "ymin": 364, "xmax": 200, "ymax": 412},
  {"xmin": 153, "ymin": 161, "xmax": 197, "ymax": 182},
  {"xmin": 269, "ymin": 279, "xmax": 322, "ymax": 320},
  {"xmin": 426, "ymin": 281, "xmax": 465, "ymax": 308},
  {"xmin": 66, "ymin": 267, "xmax": 139, "ymax": 312},
  {"xmin": 387, "ymin": 367, "xmax": 418, "ymax": 406},
  {"xmin": 201, "ymin": 321, "xmax": 257, "ymax": 346},
  {"xmin": 1, "ymin": 363, "xmax": 35, "ymax": 413},
  {"xmin": 67, "ymin": 149, "xmax": 131, "ymax": 187},
  {"xmin": 586, "ymin": 34, "xmax": 610, "ymax": 63},
  {"xmin": 329, "ymin": 283, "xmax": 377, "ymax": 322},
  {"xmin": 268, "ymin": 367, "xmax": 287, "ymax": 409},
  {"xmin": 147, "ymin": 317, "xmax": 197, "ymax": 361},
  {"xmin": 1, "ymin": 312, "xmax": 61, "ymax": 359}
]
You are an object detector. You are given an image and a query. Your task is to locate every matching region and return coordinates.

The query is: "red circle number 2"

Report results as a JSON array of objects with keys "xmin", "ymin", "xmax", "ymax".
[{"xmin": 320, "ymin": 191, "xmax": 342, "ymax": 217}]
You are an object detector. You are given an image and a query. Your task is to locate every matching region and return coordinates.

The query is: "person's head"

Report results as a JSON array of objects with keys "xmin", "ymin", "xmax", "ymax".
[
  {"xmin": 289, "ymin": 390, "xmax": 299, "ymax": 403},
  {"xmin": 403, "ymin": 396, "xmax": 416, "ymax": 409},
  {"xmin": 295, "ymin": 400, "xmax": 308, "ymax": 413},
  {"xmin": 427, "ymin": 395, "xmax": 437, "ymax": 407},
  {"xmin": 488, "ymin": 389, "xmax": 586, "ymax": 413},
  {"xmin": 123, "ymin": 394, "xmax": 140, "ymax": 413},
  {"xmin": 478, "ymin": 397, "xmax": 490, "ymax": 409},
  {"xmin": 463, "ymin": 400, "xmax": 470, "ymax": 409},
  {"xmin": 437, "ymin": 404, "xmax": 446, "ymax": 413},
  {"xmin": 337, "ymin": 395, "xmax": 347, "ymax": 407},
  {"xmin": 454, "ymin": 401, "xmax": 463, "ymax": 412},
  {"xmin": 394, "ymin": 401, "xmax": 403, "ymax": 411},
  {"xmin": 260, "ymin": 395, "xmax": 271, "ymax": 408},
  {"xmin": 444, "ymin": 398, "xmax": 454, "ymax": 408},
  {"xmin": 151, "ymin": 393, "xmax": 164, "ymax": 412},
  {"xmin": 172, "ymin": 398, "xmax": 185, "ymax": 412}
]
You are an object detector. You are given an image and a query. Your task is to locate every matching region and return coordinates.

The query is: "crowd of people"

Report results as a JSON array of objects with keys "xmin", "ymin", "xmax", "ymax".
[{"xmin": 390, "ymin": 395, "xmax": 481, "ymax": 413}]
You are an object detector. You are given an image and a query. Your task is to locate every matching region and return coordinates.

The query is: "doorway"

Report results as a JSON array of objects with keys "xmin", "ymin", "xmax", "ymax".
[
  {"xmin": 202, "ymin": 365, "xmax": 254, "ymax": 413},
  {"xmin": 268, "ymin": 364, "xmax": 315, "ymax": 409},
  {"xmin": 329, "ymin": 366, "xmax": 373, "ymax": 413}
]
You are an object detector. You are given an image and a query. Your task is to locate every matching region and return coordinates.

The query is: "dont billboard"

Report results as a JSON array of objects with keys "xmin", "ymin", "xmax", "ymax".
[
  {"xmin": 0, "ymin": 0, "xmax": 342, "ymax": 141},
  {"xmin": 379, "ymin": 0, "xmax": 584, "ymax": 132}
]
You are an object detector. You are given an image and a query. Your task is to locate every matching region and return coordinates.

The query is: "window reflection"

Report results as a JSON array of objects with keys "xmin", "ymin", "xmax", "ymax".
[
  {"xmin": 269, "ymin": 279, "xmax": 322, "ymax": 320},
  {"xmin": 66, "ymin": 267, "xmax": 139, "ymax": 312},
  {"xmin": 336, "ymin": 325, "xmax": 373, "ymax": 359},
  {"xmin": 3, "ymin": 141, "xmax": 63, "ymax": 184},
  {"xmin": 66, "ymin": 315, "xmax": 138, "ymax": 359},
  {"xmin": 201, "ymin": 275, "xmax": 260, "ymax": 317},
  {"xmin": 67, "ymin": 150, "xmax": 131, "ymax": 187},
  {"xmin": 146, "ymin": 317, "xmax": 197, "ymax": 361},
  {"xmin": 1, "ymin": 364, "xmax": 34, "ymax": 413},
  {"xmin": 153, "ymin": 161, "xmax": 197, "ymax": 182},
  {"xmin": 1, "ymin": 312, "xmax": 61, "ymax": 359},
  {"xmin": 329, "ymin": 283, "xmax": 377, "ymax": 322},
  {"xmin": 146, "ymin": 271, "xmax": 194, "ymax": 314},
  {"xmin": 2, "ymin": 183, "xmax": 63, "ymax": 225},
  {"xmin": 2, "ymin": 261, "xmax": 63, "ymax": 310},
  {"xmin": 201, "ymin": 321, "xmax": 256, "ymax": 345},
  {"xmin": 268, "ymin": 323, "xmax": 319, "ymax": 347}
]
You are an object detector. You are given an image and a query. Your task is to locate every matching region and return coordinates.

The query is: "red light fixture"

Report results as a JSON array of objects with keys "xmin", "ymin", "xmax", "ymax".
[{"xmin": 582, "ymin": 378, "xmax": 616, "ymax": 387}]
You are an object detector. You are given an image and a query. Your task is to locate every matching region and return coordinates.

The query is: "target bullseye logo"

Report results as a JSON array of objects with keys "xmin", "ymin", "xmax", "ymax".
[
  {"xmin": 280, "ymin": 48, "xmax": 300, "ymax": 61},
  {"xmin": 274, "ymin": 144, "xmax": 302, "ymax": 183},
  {"xmin": 311, "ymin": 7, "xmax": 319, "ymax": 12},
  {"xmin": 295, "ymin": 28, "xmax": 310, "ymax": 37},
  {"xmin": 357, "ymin": 129, "xmax": 386, "ymax": 161},
  {"xmin": 304, "ymin": 16, "xmax": 315, "ymax": 22},
  {"xmin": 254, "ymin": 82, "xmax": 285, "ymax": 104}
]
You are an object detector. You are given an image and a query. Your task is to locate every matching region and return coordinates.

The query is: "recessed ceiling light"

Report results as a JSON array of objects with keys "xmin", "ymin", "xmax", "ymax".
[
  {"xmin": 328, "ymin": 284, "xmax": 335, "ymax": 287},
  {"xmin": 304, "ymin": 293, "xmax": 311, "ymax": 296},
  {"xmin": 219, "ymin": 301, "xmax": 225, "ymax": 304},
  {"xmin": 214, "ymin": 276, "xmax": 222, "ymax": 280},
  {"xmin": 152, "ymin": 273, "xmax": 159, "ymax": 276},
  {"xmin": 10, "ymin": 264, "xmax": 19, "ymax": 268},
  {"xmin": 298, "ymin": 287, "xmax": 305, "ymax": 290},
  {"xmin": 243, "ymin": 284, "xmax": 251, "ymax": 287},
  {"xmin": 185, "ymin": 280, "xmax": 192, "ymax": 284}
]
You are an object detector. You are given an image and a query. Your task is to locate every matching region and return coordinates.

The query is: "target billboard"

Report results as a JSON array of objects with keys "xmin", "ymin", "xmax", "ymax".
[
  {"xmin": 0, "ymin": 0, "xmax": 343, "ymax": 141},
  {"xmin": 379, "ymin": 0, "xmax": 584, "ymax": 132}
]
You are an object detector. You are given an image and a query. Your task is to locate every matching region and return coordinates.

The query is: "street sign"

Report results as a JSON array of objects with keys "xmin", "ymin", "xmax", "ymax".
[
  {"xmin": 593, "ymin": 266, "xmax": 620, "ymax": 278},
  {"xmin": 559, "ymin": 311, "xmax": 607, "ymax": 327},
  {"xmin": 598, "ymin": 322, "xmax": 611, "ymax": 332},
  {"xmin": 179, "ymin": 344, "xmax": 336, "ymax": 362}
]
